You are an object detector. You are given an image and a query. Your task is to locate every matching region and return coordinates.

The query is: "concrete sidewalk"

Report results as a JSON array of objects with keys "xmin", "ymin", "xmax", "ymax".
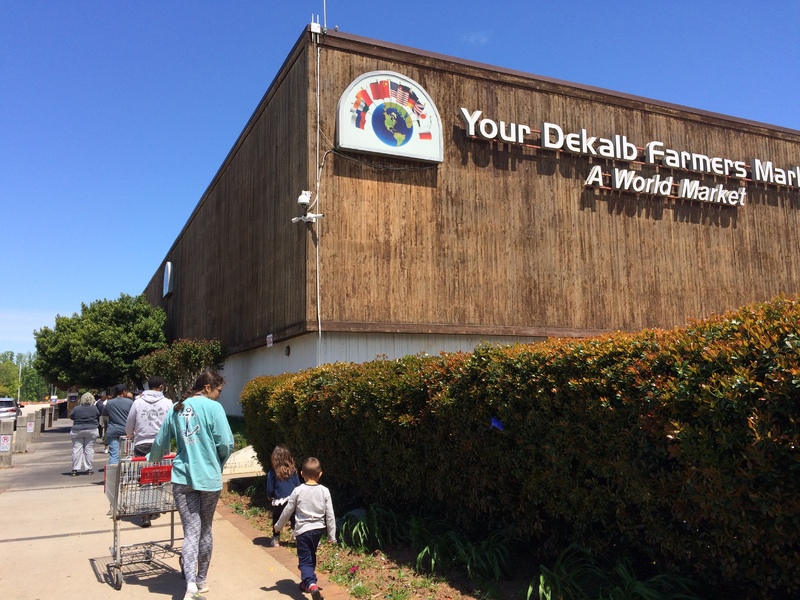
[{"xmin": 0, "ymin": 422, "xmax": 348, "ymax": 599}]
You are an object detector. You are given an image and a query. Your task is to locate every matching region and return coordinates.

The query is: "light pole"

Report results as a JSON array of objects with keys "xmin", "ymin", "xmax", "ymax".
[{"xmin": 17, "ymin": 356, "xmax": 22, "ymax": 404}]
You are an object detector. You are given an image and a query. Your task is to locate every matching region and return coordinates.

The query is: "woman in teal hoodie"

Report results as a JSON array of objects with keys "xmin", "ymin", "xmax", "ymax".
[{"xmin": 149, "ymin": 371, "xmax": 233, "ymax": 600}]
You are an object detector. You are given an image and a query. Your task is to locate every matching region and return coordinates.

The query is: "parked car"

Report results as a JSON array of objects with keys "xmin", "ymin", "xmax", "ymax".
[{"xmin": 0, "ymin": 398, "xmax": 22, "ymax": 420}]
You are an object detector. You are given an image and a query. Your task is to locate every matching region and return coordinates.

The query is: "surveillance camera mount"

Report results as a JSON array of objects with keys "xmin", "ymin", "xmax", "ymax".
[{"xmin": 291, "ymin": 212, "xmax": 324, "ymax": 224}]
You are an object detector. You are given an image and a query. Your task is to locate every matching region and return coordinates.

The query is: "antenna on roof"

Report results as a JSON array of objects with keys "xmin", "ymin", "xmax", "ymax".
[{"xmin": 310, "ymin": 1, "xmax": 327, "ymax": 33}]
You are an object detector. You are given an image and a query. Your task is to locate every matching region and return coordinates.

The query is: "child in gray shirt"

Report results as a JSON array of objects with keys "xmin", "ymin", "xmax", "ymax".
[{"xmin": 274, "ymin": 457, "xmax": 336, "ymax": 598}]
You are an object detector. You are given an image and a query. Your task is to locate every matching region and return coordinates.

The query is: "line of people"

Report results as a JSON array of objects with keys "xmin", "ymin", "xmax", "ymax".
[
  {"xmin": 70, "ymin": 370, "xmax": 335, "ymax": 600},
  {"xmin": 70, "ymin": 377, "xmax": 173, "ymax": 475}
]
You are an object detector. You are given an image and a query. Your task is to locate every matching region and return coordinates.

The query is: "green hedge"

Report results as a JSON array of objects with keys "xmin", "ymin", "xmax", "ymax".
[{"xmin": 241, "ymin": 296, "xmax": 800, "ymax": 596}]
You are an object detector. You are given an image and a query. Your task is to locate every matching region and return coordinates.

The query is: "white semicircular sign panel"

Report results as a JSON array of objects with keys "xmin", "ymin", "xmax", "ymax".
[{"xmin": 336, "ymin": 71, "xmax": 443, "ymax": 164}]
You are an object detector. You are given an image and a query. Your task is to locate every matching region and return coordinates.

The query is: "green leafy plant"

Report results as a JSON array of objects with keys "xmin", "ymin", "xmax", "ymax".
[
  {"xmin": 243, "ymin": 475, "xmax": 265, "ymax": 498},
  {"xmin": 531, "ymin": 546, "xmax": 701, "ymax": 600},
  {"xmin": 338, "ymin": 505, "xmax": 514, "ymax": 581},
  {"xmin": 465, "ymin": 530, "xmax": 514, "ymax": 580},
  {"xmin": 415, "ymin": 529, "xmax": 468, "ymax": 574},
  {"xmin": 317, "ymin": 550, "xmax": 345, "ymax": 580},
  {"xmin": 339, "ymin": 505, "xmax": 409, "ymax": 552},
  {"xmin": 384, "ymin": 587, "xmax": 411, "ymax": 600},
  {"xmin": 532, "ymin": 545, "xmax": 610, "ymax": 600},
  {"xmin": 408, "ymin": 514, "xmax": 514, "ymax": 581},
  {"xmin": 349, "ymin": 581, "xmax": 371, "ymax": 598}
]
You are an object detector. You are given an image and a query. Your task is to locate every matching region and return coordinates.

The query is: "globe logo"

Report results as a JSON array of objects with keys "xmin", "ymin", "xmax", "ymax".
[
  {"xmin": 371, "ymin": 101, "xmax": 414, "ymax": 147},
  {"xmin": 338, "ymin": 71, "xmax": 443, "ymax": 163}
]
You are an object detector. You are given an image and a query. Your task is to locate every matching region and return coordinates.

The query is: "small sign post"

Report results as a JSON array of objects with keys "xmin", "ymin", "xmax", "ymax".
[{"xmin": 0, "ymin": 420, "xmax": 13, "ymax": 466}]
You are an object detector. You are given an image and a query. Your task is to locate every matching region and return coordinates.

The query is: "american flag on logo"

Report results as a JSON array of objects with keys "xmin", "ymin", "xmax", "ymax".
[{"xmin": 389, "ymin": 81, "xmax": 410, "ymax": 105}]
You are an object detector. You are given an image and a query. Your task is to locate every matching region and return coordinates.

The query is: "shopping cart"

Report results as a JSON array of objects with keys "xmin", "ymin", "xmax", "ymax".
[{"xmin": 104, "ymin": 443, "xmax": 181, "ymax": 590}]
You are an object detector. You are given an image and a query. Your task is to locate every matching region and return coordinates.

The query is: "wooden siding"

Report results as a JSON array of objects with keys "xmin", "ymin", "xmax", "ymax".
[
  {"xmin": 146, "ymin": 28, "xmax": 800, "ymax": 354},
  {"xmin": 144, "ymin": 36, "xmax": 312, "ymax": 352},
  {"xmin": 313, "ymin": 32, "xmax": 800, "ymax": 335}
]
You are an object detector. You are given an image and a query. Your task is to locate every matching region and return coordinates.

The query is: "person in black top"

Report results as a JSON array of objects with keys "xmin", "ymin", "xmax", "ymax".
[
  {"xmin": 104, "ymin": 384, "xmax": 134, "ymax": 465},
  {"xmin": 94, "ymin": 393, "xmax": 105, "ymax": 440}
]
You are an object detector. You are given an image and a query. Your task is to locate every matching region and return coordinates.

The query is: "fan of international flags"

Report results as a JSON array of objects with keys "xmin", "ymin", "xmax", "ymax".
[
  {"xmin": 350, "ymin": 76, "xmax": 434, "ymax": 141},
  {"xmin": 337, "ymin": 70, "xmax": 442, "ymax": 163}
]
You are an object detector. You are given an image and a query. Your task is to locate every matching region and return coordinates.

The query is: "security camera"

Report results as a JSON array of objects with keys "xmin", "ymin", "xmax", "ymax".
[{"xmin": 297, "ymin": 190, "xmax": 312, "ymax": 206}]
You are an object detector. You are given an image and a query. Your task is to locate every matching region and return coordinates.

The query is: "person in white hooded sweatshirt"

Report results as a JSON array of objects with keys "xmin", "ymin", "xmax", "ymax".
[{"xmin": 125, "ymin": 375, "xmax": 173, "ymax": 527}]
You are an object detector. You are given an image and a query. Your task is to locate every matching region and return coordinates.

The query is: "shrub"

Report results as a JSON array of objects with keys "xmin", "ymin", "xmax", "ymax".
[
  {"xmin": 241, "ymin": 296, "xmax": 800, "ymax": 597},
  {"xmin": 135, "ymin": 338, "xmax": 226, "ymax": 400}
]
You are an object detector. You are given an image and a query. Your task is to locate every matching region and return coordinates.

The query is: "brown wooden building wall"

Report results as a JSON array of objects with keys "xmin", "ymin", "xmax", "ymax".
[
  {"xmin": 146, "ymin": 28, "xmax": 800, "ymax": 354},
  {"xmin": 145, "ymin": 35, "xmax": 313, "ymax": 352}
]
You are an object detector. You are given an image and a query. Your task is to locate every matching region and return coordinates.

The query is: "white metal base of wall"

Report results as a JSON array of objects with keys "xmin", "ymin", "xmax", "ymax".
[{"xmin": 218, "ymin": 332, "xmax": 542, "ymax": 416}]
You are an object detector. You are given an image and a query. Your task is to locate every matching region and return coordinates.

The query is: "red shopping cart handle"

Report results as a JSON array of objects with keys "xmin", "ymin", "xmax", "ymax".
[{"xmin": 131, "ymin": 453, "xmax": 177, "ymax": 462}]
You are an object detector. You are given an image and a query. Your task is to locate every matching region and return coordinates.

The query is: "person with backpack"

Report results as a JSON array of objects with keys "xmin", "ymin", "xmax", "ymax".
[{"xmin": 125, "ymin": 375, "xmax": 173, "ymax": 526}]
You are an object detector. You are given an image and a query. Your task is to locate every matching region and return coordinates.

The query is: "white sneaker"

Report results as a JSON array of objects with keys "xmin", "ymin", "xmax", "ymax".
[
  {"xmin": 104, "ymin": 448, "xmax": 109, "ymax": 454},
  {"xmin": 184, "ymin": 583, "xmax": 205, "ymax": 600},
  {"xmin": 196, "ymin": 581, "xmax": 209, "ymax": 593}
]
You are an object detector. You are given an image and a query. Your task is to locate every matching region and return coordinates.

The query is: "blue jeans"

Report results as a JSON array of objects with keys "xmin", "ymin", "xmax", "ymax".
[
  {"xmin": 296, "ymin": 528, "xmax": 324, "ymax": 588},
  {"xmin": 108, "ymin": 436, "xmax": 121, "ymax": 465}
]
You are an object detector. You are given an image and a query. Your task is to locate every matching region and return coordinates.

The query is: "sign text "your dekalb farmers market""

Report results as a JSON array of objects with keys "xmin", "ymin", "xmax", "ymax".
[{"xmin": 460, "ymin": 108, "xmax": 800, "ymax": 207}]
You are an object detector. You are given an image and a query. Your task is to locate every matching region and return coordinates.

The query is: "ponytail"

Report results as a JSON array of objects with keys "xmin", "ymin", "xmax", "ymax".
[{"xmin": 173, "ymin": 370, "xmax": 225, "ymax": 413}]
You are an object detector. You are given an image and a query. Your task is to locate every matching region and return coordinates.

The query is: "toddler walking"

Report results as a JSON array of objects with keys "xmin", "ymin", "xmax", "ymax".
[
  {"xmin": 265, "ymin": 444, "xmax": 301, "ymax": 546},
  {"xmin": 274, "ymin": 457, "xmax": 336, "ymax": 599}
]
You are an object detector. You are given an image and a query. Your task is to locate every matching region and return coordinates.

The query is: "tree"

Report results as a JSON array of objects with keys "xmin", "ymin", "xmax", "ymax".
[
  {"xmin": 0, "ymin": 359, "xmax": 17, "ymax": 397},
  {"xmin": 135, "ymin": 338, "xmax": 226, "ymax": 402},
  {"xmin": 0, "ymin": 352, "xmax": 48, "ymax": 402},
  {"xmin": 19, "ymin": 354, "xmax": 49, "ymax": 403},
  {"xmin": 33, "ymin": 293, "xmax": 167, "ymax": 389}
]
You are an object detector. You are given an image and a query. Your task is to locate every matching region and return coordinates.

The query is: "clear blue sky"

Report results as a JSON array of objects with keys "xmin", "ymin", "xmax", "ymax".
[{"xmin": 2, "ymin": 1, "xmax": 798, "ymax": 356}]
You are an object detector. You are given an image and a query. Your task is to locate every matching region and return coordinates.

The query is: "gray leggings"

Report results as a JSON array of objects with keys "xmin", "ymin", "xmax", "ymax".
[{"xmin": 173, "ymin": 483, "xmax": 221, "ymax": 584}]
